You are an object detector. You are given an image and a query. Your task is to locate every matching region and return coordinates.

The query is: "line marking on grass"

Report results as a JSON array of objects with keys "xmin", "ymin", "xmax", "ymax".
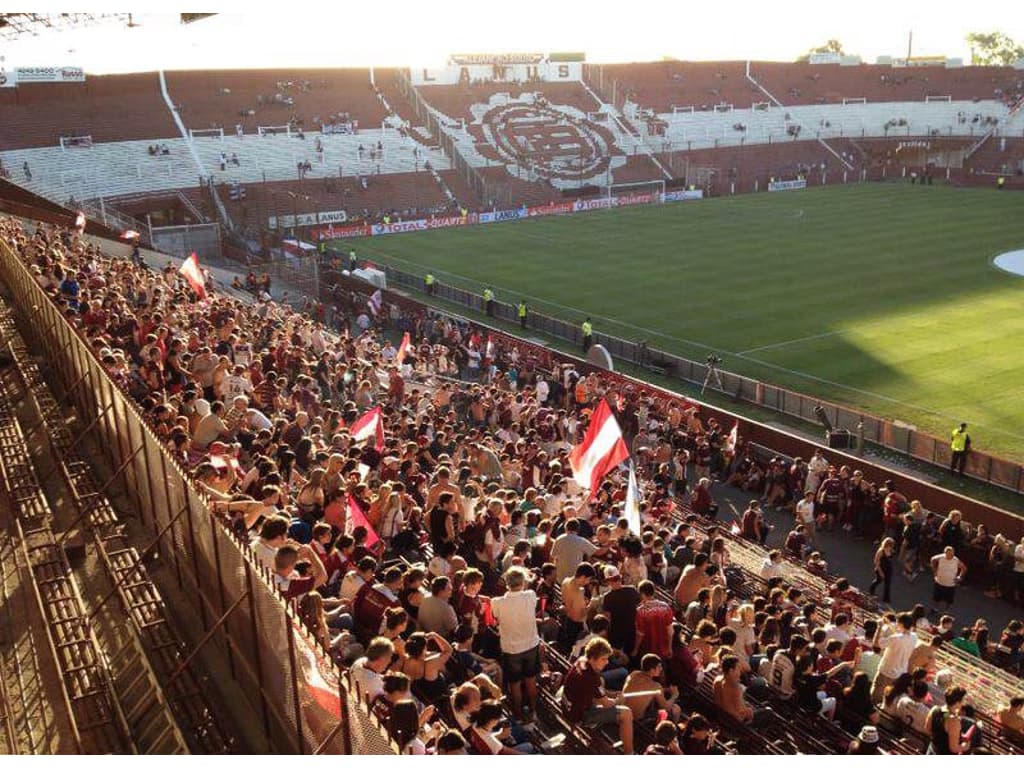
[{"xmin": 738, "ymin": 330, "xmax": 841, "ymax": 355}]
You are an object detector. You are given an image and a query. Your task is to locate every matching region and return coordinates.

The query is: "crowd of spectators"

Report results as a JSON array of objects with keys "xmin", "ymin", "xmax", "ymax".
[{"xmin": 1, "ymin": 212, "xmax": 1023, "ymax": 755}]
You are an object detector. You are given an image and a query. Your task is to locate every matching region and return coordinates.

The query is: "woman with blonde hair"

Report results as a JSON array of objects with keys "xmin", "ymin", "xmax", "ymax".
[
  {"xmin": 296, "ymin": 467, "xmax": 326, "ymax": 524},
  {"xmin": 869, "ymin": 537, "xmax": 895, "ymax": 605}
]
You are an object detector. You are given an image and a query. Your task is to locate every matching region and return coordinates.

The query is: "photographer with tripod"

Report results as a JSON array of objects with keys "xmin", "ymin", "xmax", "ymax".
[{"xmin": 702, "ymin": 355, "xmax": 724, "ymax": 395}]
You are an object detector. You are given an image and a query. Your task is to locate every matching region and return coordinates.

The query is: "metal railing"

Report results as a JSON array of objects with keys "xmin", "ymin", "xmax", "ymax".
[{"xmin": 0, "ymin": 237, "xmax": 395, "ymax": 755}]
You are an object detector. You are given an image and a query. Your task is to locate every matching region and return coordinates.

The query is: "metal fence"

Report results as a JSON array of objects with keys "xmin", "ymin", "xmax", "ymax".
[
  {"xmin": 150, "ymin": 222, "xmax": 223, "ymax": 262},
  {"xmin": 0, "ymin": 238, "xmax": 395, "ymax": 756},
  {"xmin": 380, "ymin": 263, "xmax": 1024, "ymax": 497}
]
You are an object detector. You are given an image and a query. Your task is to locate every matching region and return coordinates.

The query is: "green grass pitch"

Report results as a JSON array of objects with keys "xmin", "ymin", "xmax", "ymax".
[{"xmin": 338, "ymin": 183, "xmax": 1024, "ymax": 462}]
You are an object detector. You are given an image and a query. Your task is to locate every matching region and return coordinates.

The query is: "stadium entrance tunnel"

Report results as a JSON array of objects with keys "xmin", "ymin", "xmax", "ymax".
[{"xmin": 993, "ymin": 250, "xmax": 1024, "ymax": 277}]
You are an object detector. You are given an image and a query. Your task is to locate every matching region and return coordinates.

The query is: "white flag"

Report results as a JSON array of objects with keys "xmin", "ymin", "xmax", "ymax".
[
  {"xmin": 624, "ymin": 460, "xmax": 642, "ymax": 535},
  {"xmin": 367, "ymin": 289, "xmax": 382, "ymax": 316}
]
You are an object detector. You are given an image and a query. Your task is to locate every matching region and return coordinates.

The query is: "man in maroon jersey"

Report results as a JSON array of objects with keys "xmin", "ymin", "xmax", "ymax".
[{"xmin": 816, "ymin": 467, "xmax": 846, "ymax": 533}]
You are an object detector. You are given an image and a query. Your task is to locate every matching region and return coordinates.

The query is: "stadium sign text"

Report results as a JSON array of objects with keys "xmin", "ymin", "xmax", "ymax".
[
  {"xmin": 14, "ymin": 66, "xmax": 86, "ymax": 84},
  {"xmin": 663, "ymin": 190, "xmax": 705, "ymax": 202},
  {"xmin": 450, "ymin": 53, "xmax": 545, "ymax": 65},
  {"xmin": 269, "ymin": 210, "xmax": 348, "ymax": 229},
  {"xmin": 371, "ymin": 215, "xmax": 470, "ymax": 235},
  {"xmin": 479, "ymin": 209, "xmax": 526, "ymax": 224},
  {"xmin": 767, "ymin": 179, "xmax": 808, "ymax": 192}
]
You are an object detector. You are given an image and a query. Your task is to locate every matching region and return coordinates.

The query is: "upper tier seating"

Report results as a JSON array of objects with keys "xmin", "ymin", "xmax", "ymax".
[
  {"xmin": 0, "ymin": 73, "xmax": 178, "ymax": 149},
  {"xmin": 164, "ymin": 68, "xmax": 388, "ymax": 135},
  {"xmin": 749, "ymin": 62, "xmax": 1024, "ymax": 107},
  {"xmin": 595, "ymin": 61, "xmax": 759, "ymax": 112}
]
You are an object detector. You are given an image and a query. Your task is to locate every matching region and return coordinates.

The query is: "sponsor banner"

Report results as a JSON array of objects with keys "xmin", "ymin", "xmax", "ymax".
[
  {"xmin": 573, "ymin": 197, "xmax": 616, "ymax": 212},
  {"xmin": 269, "ymin": 210, "xmax": 348, "ymax": 229},
  {"xmin": 615, "ymin": 192, "xmax": 658, "ymax": 207},
  {"xmin": 808, "ymin": 52, "xmax": 842, "ymax": 65},
  {"xmin": 320, "ymin": 122, "xmax": 356, "ymax": 135},
  {"xmin": 371, "ymin": 215, "xmax": 469, "ymax": 236},
  {"xmin": 527, "ymin": 201, "xmax": 573, "ymax": 218},
  {"xmin": 663, "ymin": 189, "xmax": 705, "ymax": 202},
  {"xmin": 573, "ymin": 193, "xmax": 660, "ymax": 213},
  {"xmin": 15, "ymin": 66, "xmax": 85, "ymax": 84},
  {"xmin": 450, "ymin": 53, "xmax": 545, "ymax": 66},
  {"xmin": 313, "ymin": 223, "xmax": 370, "ymax": 240},
  {"xmin": 767, "ymin": 179, "xmax": 808, "ymax": 192},
  {"xmin": 479, "ymin": 208, "xmax": 526, "ymax": 224}
]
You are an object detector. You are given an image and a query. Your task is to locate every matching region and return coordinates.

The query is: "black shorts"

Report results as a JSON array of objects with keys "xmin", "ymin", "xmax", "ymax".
[
  {"xmin": 933, "ymin": 582, "xmax": 956, "ymax": 604},
  {"xmin": 501, "ymin": 645, "xmax": 541, "ymax": 683}
]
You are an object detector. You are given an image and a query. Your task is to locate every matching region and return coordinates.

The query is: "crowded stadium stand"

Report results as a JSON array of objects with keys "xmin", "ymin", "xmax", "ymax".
[
  {"xmin": 2, "ymin": 53, "xmax": 1024, "ymax": 755},
  {"xmin": 2, "ymin": 188, "xmax": 1024, "ymax": 753}
]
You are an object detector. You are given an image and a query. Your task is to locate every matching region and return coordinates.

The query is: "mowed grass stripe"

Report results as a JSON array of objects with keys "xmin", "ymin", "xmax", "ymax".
[{"xmin": 340, "ymin": 184, "xmax": 1024, "ymax": 460}]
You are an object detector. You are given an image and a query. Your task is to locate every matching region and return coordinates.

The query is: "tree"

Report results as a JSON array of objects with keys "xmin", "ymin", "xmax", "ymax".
[
  {"xmin": 797, "ymin": 40, "xmax": 846, "ymax": 63},
  {"xmin": 965, "ymin": 32, "xmax": 1024, "ymax": 66}
]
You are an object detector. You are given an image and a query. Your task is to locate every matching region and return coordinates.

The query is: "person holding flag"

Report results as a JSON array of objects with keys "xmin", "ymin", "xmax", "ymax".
[
  {"xmin": 349, "ymin": 405, "xmax": 386, "ymax": 452},
  {"xmin": 179, "ymin": 252, "xmax": 206, "ymax": 299},
  {"xmin": 395, "ymin": 332, "xmax": 411, "ymax": 368},
  {"xmin": 569, "ymin": 398, "xmax": 629, "ymax": 500},
  {"xmin": 367, "ymin": 289, "xmax": 383, "ymax": 318}
]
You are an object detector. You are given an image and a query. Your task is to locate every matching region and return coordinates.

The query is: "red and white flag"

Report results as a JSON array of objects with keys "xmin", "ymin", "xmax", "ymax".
[
  {"xmin": 346, "ymin": 494, "xmax": 381, "ymax": 549},
  {"xmin": 121, "ymin": 229, "xmax": 141, "ymax": 240},
  {"xmin": 395, "ymin": 332, "xmax": 411, "ymax": 367},
  {"xmin": 292, "ymin": 622, "xmax": 342, "ymax": 718},
  {"xmin": 367, "ymin": 289, "xmax": 382, "ymax": 316},
  {"xmin": 726, "ymin": 421, "xmax": 739, "ymax": 455},
  {"xmin": 350, "ymin": 405, "xmax": 385, "ymax": 451},
  {"xmin": 179, "ymin": 252, "xmax": 206, "ymax": 298},
  {"xmin": 570, "ymin": 398, "xmax": 629, "ymax": 499},
  {"xmin": 74, "ymin": 211, "xmax": 86, "ymax": 234}
]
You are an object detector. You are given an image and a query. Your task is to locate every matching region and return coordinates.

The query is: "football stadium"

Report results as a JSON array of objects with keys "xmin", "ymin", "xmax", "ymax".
[{"xmin": 1, "ymin": 9, "xmax": 1024, "ymax": 759}]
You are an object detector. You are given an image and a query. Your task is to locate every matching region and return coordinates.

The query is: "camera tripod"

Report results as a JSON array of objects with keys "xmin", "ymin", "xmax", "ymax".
[{"xmin": 701, "ymin": 363, "xmax": 725, "ymax": 395}]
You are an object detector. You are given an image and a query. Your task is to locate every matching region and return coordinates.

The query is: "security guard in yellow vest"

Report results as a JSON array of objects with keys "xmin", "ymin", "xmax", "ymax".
[
  {"xmin": 348, "ymin": 249, "xmax": 357, "ymax": 272},
  {"xmin": 517, "ymin": 301, "xmax": 528, "ymax": 328},
  {"xmin": 581, "ymin": 317, "xmax": 593, "ymax": 352},
  {"xmin": 424, "ymin": 273, "xmax": 435, "ymax": 296},
  {"xmin": 483, "ymin": 287, "xmax": 495, "ymax": 316},
  {"xmin": 997, "ymin": 176, "xmax": 1006, "ymax": 190},
  {"xmin": 950, "ymin": 422, "xmax": 970, "ymax": 476}
]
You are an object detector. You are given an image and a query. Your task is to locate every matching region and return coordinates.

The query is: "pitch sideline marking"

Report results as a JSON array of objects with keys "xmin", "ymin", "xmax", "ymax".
[
  {"xmin": 350, "ymin": 241, "xmax": 1024, "ymax": 443},
  {"xmin": 738, "ymin": 329, "xmax": 841, "ymax": 355}
]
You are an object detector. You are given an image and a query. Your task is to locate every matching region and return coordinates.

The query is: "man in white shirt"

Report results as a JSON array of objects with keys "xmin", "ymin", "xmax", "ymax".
[
  {"xmin": 769, "ymin": 636, "xmax": 806, "ymax": 700},
  {"xmin": 805, "ymin": 450, "xmax": 829, "ymax": 493},
  {"xmin": 350, "ymin": 637, "xmax": 394, "ymax": 703},
  {"xmin": 760, "ymin": 550, "xmax": 784, "ymax": 581},
  {"xmin": 896, "ymin": 680, "xmax": 931, "ymax": 734},
  {"xmin": 490, "ymin": 567, "xmax": 541, "ymax": 721},
  {"xmin": 871, "ymin": 613, "xmax": 918, "ymax": 703},
  {"xmin": 824, "ymin": 614, "xmax": 852, "ymax": 646},
  {"xmin": 535, "ymin": 377, "xmax": 549, "ymax": 405},
  {"xmin": 930, "ymin": 546, "xmax": 967, "ymax": 613},
  {"xmin": 795, "ymin": 491, "xmax": 817, "ymax": 542}
]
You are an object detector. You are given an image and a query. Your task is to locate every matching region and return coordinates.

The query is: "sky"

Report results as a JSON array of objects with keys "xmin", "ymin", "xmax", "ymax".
[{"xmin": 2, "ymin": 2, "xmax": 1023, "ymax": 74}]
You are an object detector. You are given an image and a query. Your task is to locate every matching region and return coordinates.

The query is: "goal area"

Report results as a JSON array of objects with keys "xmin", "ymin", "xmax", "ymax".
[{"xmin": 606, "ymin": 179, "xmax": 666, "ymax": 200}]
